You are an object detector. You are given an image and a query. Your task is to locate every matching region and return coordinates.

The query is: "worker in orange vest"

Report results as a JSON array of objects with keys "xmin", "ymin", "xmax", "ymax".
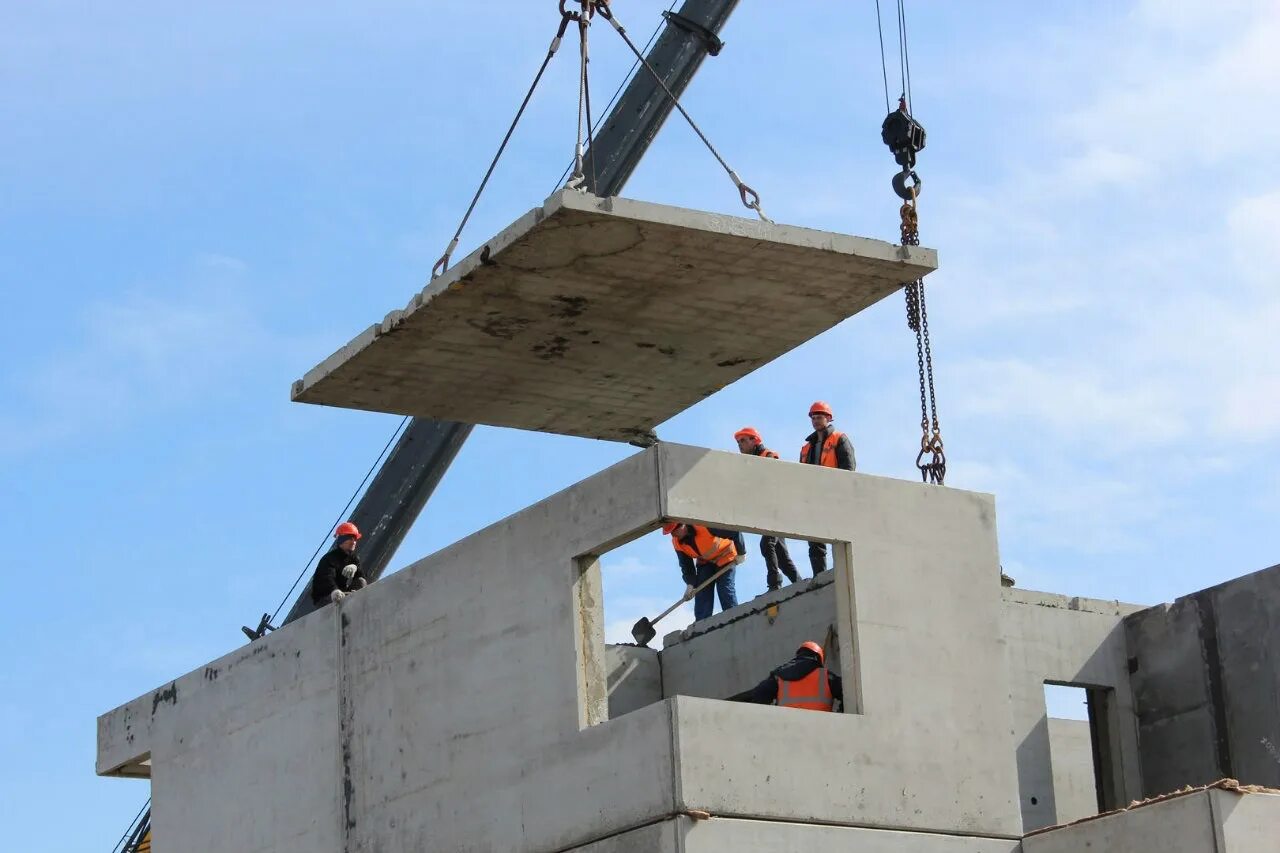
[
  {"xmin": 663, "ymin": 522, "xmax": 745, "ymax": 621},
  {"xmin": 800, "ymin": 401, "xmax": 856, "ymax": 574},
  {"xmin": 729, "ymin": 641, "xmax": 843, "ymax": 710},
  {"xmin": 310, "ymin": 521, "xmax": 369, "ymax": 606},
  {"xmin": 734, "ymin": 426, "xmax": 800, "ymax": 591}
]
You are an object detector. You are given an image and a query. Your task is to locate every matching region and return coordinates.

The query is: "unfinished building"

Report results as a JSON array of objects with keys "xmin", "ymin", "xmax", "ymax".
[{"xmin": 98, "ymin": 194, "xmax": 1280, "ymax": 850}]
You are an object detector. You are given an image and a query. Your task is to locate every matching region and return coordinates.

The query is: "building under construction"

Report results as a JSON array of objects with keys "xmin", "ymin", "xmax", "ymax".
[{"xmin": 97, "ymin": 2, "xmax": 1280, "ymax": 851}]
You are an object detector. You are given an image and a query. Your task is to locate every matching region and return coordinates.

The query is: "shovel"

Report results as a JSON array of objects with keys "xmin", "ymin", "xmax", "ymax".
[{"xmin": 631, "ymin": 561, "xmax": 736, "ymax": 647}]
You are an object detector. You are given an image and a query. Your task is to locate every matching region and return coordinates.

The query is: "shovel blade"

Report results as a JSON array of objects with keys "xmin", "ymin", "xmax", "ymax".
[{"xmin": 631, "ymin": 617, "xmax": 657, "ymax": 647}]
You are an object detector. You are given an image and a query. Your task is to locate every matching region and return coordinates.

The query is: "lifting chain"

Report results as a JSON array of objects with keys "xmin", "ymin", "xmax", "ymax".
[{"xmin": 900, "ymin": 191, "xmax": 945, "ymax": 485}]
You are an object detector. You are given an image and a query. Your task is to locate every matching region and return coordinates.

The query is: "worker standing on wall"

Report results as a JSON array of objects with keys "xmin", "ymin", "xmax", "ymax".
[
  {"xmin": 664, "ymin": 522, "xmax": 745, "ymax": 620},
  {"xmin": 310, "ymin": 521, "xmax": 369, "ymax": 606},
  {"xmin": 799, "ymin": 401, "xmax": 857, "ymax": 574},
  {"xmin": 734, "ymin": 427, "xmax": 801, "ymax": 591},
  {"xmin": 730, "ymin": 641, "xmax": 843, "ymax": 711}
]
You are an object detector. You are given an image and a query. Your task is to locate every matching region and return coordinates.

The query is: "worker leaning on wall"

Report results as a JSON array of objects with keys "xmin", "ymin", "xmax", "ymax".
[
  {"xmin": 730, "ymin": 641, "xmax": 843, "ymax": 711},
  {"xmin": 310, "ymin": 521, "xmax": 369, "ymax": 606}
]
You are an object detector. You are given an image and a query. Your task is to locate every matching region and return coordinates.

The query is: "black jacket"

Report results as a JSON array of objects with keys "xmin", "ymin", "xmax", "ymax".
[
  {"xmin": 801, "ymin": 428, "xmax": 857, "ymax": 471},
  {"xmin": 310, "ymin": 546, "xmax": 367, "ymax": 605},
  {"xmin": 675, "ymin": 526, "xmax": 747, "ymax": 586},
  {"xmin": 732, "ymin": 653, "xmax": 844, "ymax": 705}
]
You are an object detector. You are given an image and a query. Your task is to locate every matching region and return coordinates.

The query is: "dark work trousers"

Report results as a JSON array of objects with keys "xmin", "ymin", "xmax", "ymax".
[
  {"xmin": 761, "ymin": 536, "xmax": 799, "ymax": 589},
  {"xmin": 692, "ymin": 561, "xmax": 737, "ymax": 621},
  {"xmin": 808, "ymin": 541, "xmax": 829, "ymax": 575}
]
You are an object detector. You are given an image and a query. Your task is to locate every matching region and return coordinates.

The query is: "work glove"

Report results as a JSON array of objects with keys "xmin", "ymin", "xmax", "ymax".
[
  {"xmin": 733, "ymin": 555, "xmax": 746, "ymax": 566},
  {"xmin": 341, "ymin": 564, "xmax": 358, "ymax": 580},
  {"xmin": 683, "ymin": 584, "xmax": 695, "ymax": 602},
  {"xmin": 330, "ymin": 589, "xmax": 347, "ymax": 604}
]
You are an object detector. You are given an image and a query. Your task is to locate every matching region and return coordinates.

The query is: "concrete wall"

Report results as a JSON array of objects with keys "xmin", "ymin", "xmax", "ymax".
[
  {"xmin": 572, "ymin": 815, "xmax": 1020, "ymax": 852},
  {"xmin": 1125, "ymin": 563, "xmax": 1280, "ymax": 795},
  {"xmin": 655, "ymin": 445, "xmax": 1023, "ymax": 837},
  {"xmin": 660, "ymin": 573, "xmax": 837, "ymax": 701},
  {"xmin": 1047, "ymin": 718, "xmax": 1097, "ymax": 825},
  {"xmin": 98, "ymin": 606, "xmax": 343, "ymax": 852},
  {"xmin": 1001, "ymin": 589, "xmax": 1145, "ymax": 832},
  {"xmin": 1022, "ymin": 788, "xmax": 1280, "ymax": 853},
  {"xmin": 100, "ymin": 444, "xmax": 1025, "ymax": 850},
  {"xmin": 604, "ymin": 644, "xmax": 661, "ymax": 718}
]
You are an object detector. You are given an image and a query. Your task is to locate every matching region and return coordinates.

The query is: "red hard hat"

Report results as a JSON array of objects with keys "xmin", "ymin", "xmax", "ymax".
[
  {"xmin": 734, "ymin": 426, "xmax": 762, "ymax": 443},
  {"xmin": 809, "ymin": 400, "xmax": 833, "ymax": 418},
  {"xmin": 335, "ymin": 521, "xmax": 361, "ymax": 540},
  {"xmin": 661, "ymin": 522, "xmax": 679, "ymax": 535},
  {"xmin": 799, "ymin": 640, "xmax": 825, "ymax": 663}
]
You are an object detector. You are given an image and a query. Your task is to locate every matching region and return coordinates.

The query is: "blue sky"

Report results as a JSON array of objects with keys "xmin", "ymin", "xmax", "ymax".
[{"xmin": 2, "ymin": 1, "xmax": 1277, "ymax": 848}]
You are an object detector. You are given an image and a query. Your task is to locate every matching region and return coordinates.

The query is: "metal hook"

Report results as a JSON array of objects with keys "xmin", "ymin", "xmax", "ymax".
[{"xmin": 893, "ymin": 168, "xmax": 921, "ymax": 201}]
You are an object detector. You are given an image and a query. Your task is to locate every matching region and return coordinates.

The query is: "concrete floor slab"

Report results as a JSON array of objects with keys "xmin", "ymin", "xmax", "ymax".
[
  {"xmin": 571, "ymin": 816, "xmax": 1020, "ymax": 852},
  {"xmin": 1022, "ymin": 786, "xmax": 1280, "ymax": 852},
  {"xmin": 291, "ymin": 191, "xmax": 937, "ymax": 442}
]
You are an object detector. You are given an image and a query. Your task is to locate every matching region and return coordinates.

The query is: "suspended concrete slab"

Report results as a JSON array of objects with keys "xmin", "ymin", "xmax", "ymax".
[{"xmin": 291, "ymin": 191, "xmax": 938, "ymax": 443}]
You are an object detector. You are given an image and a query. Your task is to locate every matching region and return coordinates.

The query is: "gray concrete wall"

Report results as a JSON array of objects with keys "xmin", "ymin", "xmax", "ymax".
[
  {"xmin": 1125, "ymin": 563, "xmax": 1280, "ymax": 795},
  {"xmin": 605, "ymin": 644, "xmax": 661, "ymax": 718},
  {"xmin": 100, "ymin": 444, "xmax": 1025, "ymax": 850},
  {"xmin": 1022, "ymin": 788, "xmax": 1280, "ymax": 853},
  {"xmin": 1001, "ymin": 589, "xmax": 1145, "ymax": 832},
  {"xmin": 99, "ymin": 606, "xmax": 343, "ymax": 852},
  {"xmin": 655, "ymin": 444, "xmax": 1023, "ymax": 837},
  {"xmin": 660, "ymin": 573, "xmax": 838, "ymax": 701},
  {"xmin": 1047, "ymin": 718, "xmax": 1098, "ymax": 825}
]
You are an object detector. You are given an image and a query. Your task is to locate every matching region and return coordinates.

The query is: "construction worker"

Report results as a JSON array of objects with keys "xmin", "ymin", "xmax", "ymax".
[
  {"xmin": 734, "ymin": 427, "xmax": 800, "ymax": 591},
  {"xmin": 664, "ymin": 522, "xmax": 746, "ymax": 621},
  {"xmin": 800, "ymin": 401, "xmax": 856, "ymax": 574},
  {"xmin": 730, "ymin": 641, "xmax": 843, "ymax": 711},
  {"xmin": 310, "ymin": 521, "xmax": 368, "ymax": 606}
]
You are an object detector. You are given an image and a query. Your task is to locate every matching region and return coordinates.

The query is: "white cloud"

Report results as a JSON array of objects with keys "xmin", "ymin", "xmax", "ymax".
[{"xmin": 0, "ymin": 256, "xmax": 312, "ymax": 455}]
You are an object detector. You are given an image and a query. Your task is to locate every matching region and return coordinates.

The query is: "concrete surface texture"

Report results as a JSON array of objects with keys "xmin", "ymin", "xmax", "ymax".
[
  {"xmin": 1000, "ymin": 588, "xmax": 1146, "ymax": 831},
  {"xmin": 100, "ymin": 444, "xmax": 1025, "ymax": 851},
  {"xmin": 573, "ymin": 815, "xmax": 1021, "ymax": 852},
  {"xmin": 1022, "ymin": 786, "xmax": 1280, "ymax": 853},
  {"xmin": 290, "ymin": 191, "xmax": 937, "ymax": 442},
  {"xmin": 1125, "ymin": 563, "xmax": 1280, "ymax": 795},
  {"xmin": 1046, "ymin": 718, "xmax": 1098, "ymax": 825}
]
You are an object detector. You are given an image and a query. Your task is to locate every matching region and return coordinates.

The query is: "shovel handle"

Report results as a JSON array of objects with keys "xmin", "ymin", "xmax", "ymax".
[{"xmin": 653, "ymin": 561, "xmax": 735, "ymax": 624}]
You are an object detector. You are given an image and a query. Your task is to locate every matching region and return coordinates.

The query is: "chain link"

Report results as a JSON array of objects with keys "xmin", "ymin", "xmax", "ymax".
[{"xmin": 900, "ymin": 193, "xmax": 946, "ymax": 485}]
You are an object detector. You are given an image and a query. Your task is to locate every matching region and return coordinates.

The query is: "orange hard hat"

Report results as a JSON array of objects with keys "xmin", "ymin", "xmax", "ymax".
[
  {"xmin": 799, "ymin": 641, "xmax": 825, "ymax": 663},
  {"xmin": 661, "ymin": 522, "xmax": 679, "ymax": 535},
  {"xmin": 809, "ymin": 400, "xmax": 834, "ymax": 418},
  {"xmin": 335, "ymin": 521, "xmax": 362, "ymax": 540},
  {"xmin": 734, "ymin": 426, "xmax": 762, "ymax": 443}
]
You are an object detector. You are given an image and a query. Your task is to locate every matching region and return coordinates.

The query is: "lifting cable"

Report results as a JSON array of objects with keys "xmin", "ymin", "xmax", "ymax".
[
  {"xmin": 431, "ymin": 11, "xmax": 575, "ymax": 279},
  {"xmin": 875, "ymin": 0, "xmax": 945, "ymax": 484},
  {"xmin": 263, "ymin": 415, "xmax": 410, "ymax": 629},
  {"xmin": 595, "ymin": 1, "xmax": 769, "ymax": 221},
  {"xmin": 551, "ymin": 0, "xmax": 678, "ymax": 192}
]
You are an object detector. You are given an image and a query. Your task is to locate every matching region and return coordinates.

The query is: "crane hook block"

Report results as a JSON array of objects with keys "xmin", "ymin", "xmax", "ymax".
[{"xmin": 881, "ymin": 106, "xmax": 927, "ymax": 170}]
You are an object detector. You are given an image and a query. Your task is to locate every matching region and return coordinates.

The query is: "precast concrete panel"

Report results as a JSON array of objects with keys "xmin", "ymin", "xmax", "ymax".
[
  {"xmin": 291, "ymin": 191, "xmax": 936, "ymax": 443},
  {"xmin": 1001, "ymin": 590, "xmax": 1145, "ymax": 831},
  {"xmin": 1022, "ymin": 787, "xmax": 1280, "ymax": 853}
]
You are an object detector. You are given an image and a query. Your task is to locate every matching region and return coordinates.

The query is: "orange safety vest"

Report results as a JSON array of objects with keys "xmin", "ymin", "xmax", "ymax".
[
  {"xmin": 672, "ymin": 525, "xmax": 737, "ymax": 568},
  {"xmin": 800, "ymin": 431, "xmax": 847, "ymax": 468},
  {"xmin": 776, "ymin": 667, "xmax": 834, "ymax": 711},
  {"xmin": 756, "ymin": 447, "xmax": 780, "ymax": 460}
]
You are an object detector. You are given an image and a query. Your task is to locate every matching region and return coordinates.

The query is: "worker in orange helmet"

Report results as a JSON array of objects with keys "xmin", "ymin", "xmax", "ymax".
[
  {"xmin": 729, "ymin": 641, "xmax": 844, "ymax": 711},
  {"xmin": 662, "ymin": 521, "xmax": 746, "ymax": 621},
  {"xmin": 799, "ymin": 401, "xmax": 856, "ymax": 574},
  {"xmin": 734, "ymin": 427, "xmax": 800, "ymax": 591},
  {"xmin": 310, "ymin": 521, "xmax": 369, "ymax": 606}
]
